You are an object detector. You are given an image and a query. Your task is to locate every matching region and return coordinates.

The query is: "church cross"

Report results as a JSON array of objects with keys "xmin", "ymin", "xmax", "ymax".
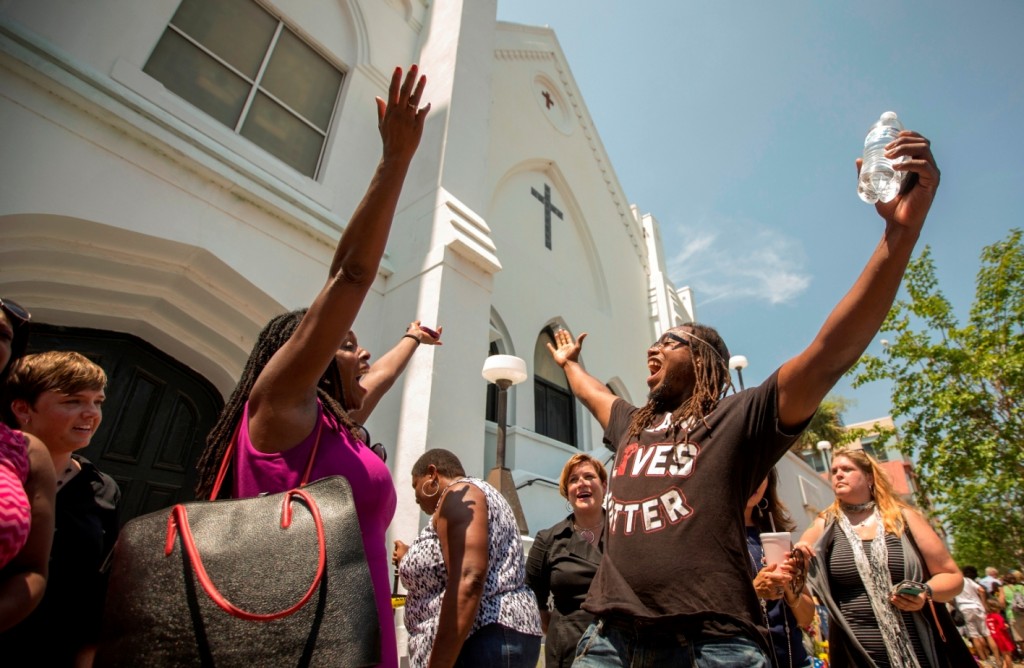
[
  {"xmin": 542, "ymin": 90, "xmax": 554, "ymax": 109},
  {"xmin": 530, "ymin": 184, "xmax": 563, "ymax": 250}
]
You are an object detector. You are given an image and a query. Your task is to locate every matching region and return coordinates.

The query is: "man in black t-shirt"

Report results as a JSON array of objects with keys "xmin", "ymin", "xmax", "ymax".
[{"xmin": 547, "ymin": 130, "xmax": 941, "ymax": 667}]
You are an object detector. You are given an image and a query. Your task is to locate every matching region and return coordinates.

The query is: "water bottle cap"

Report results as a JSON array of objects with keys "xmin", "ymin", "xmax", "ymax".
[{"xmin": 881, "ymin": 111, "xmax": 898, "ymax": 123}]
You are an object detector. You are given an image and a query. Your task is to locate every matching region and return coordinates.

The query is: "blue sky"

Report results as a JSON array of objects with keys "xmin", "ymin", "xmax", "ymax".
[{"xmin": 497, "ymin": 1, "xmax": 1024, "ymax": 424}]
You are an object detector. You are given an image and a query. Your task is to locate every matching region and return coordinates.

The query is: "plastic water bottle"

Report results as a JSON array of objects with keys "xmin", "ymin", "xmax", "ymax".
[{"xmin": 857, "ymin": 111, "xmax": 906, "ymax": 204}]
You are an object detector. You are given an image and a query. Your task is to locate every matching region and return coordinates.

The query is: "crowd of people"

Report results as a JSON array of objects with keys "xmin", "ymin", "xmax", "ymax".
[
  {"xmin": 4, "ymin": 59, "xmax": 1012, "ymax": 668},
  {"xmin": 954, "ymin": 565, "xmax": 1024, "ymax": 668}
]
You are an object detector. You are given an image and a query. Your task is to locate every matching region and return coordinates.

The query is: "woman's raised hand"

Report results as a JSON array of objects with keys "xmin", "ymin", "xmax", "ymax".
[
  {"xmin": 406, "ymin": 320, "xmax": 442, "ymax": 346},
  {"xmin": 376, "ymin": 65, "xmax": 429, "ymax": 163}
]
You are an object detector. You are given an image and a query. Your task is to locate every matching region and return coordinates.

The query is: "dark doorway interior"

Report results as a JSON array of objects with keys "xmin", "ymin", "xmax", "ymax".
[{"xmin": 28, "ymin": 324, "xmax": 224, "ymax": 525}]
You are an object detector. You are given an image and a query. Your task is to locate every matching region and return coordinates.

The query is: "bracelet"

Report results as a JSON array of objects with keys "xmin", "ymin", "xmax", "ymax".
[
  {"xmin": 402, "ymin": 333, "xmax": 421, "ymax": 345},
  {"xmin": 924, "ymin": 583, "xmax": 933, "ymax": 600}
]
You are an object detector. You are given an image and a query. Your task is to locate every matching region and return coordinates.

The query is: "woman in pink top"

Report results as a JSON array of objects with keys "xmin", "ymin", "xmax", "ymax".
[
  {"xmin": 0, "ymin": 298, "xmax": 56, "ymax": 632},
  {"xmin": 194, "ymin": 65, "xmax": 430, "ymax": 668}
]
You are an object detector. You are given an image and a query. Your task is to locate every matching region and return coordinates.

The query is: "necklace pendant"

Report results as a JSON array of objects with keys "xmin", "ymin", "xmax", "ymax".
[{"xmin": 579, "ymin": 528, "xmax": 595, "ymax": 544}]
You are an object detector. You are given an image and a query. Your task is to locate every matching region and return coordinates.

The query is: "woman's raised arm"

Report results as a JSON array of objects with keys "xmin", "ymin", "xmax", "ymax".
[{"xmin": 248, "ymin": 66, "xmax": 429, "ymax": 452}]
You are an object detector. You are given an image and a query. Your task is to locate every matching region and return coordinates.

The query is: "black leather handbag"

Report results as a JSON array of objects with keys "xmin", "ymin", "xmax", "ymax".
[{"xmin": 96, "ymin": 422, "xmax": 381, "ymax": 667}]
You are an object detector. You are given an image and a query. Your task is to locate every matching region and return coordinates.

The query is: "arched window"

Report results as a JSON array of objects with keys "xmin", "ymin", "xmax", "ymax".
[{"xmin": 533, "ymin": 327, "xmax": 576, "ymax": 447}]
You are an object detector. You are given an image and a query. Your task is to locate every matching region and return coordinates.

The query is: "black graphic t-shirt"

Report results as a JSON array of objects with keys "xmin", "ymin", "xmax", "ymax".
[{"xmin": 583, "ymin": 371, "xmax": 805, "ymax": 646}]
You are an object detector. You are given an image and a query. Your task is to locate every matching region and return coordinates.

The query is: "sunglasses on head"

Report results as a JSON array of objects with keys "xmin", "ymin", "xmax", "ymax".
[
  {"xmin": 353, "ymin": 425, "xmax": 387, "ymax": 463},
  {"xmin": 0, "ymin": 298, "xmax": 31, "ymax": 325},
  {"xmin": 651, "ymin": 332, "xmax": 690, "ymax": 351}
]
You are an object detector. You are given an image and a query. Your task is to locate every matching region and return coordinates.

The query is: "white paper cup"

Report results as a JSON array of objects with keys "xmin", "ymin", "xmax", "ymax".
[{"xmin": 760, "ymin": 532, "xmax": 792, "ymax": 567}]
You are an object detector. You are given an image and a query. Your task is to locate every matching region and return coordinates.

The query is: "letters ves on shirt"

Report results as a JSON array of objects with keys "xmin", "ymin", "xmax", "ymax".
[{"xmin": 608, "ymin": 415, "xmax": 699, "ymax": 536}]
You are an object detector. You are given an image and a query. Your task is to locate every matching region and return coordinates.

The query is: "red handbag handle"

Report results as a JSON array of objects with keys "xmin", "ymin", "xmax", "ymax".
[{"xmin": 164, "ymin": 488, "xmax": 327, "ymax": 621}]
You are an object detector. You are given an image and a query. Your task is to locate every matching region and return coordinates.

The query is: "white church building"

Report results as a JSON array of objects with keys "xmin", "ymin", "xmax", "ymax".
[{"xmin": 0, "ymin": 0, "xmax": 833, "ymax": 656}]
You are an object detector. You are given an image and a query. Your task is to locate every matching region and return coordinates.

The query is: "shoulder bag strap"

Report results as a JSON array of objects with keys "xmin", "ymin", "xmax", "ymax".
[
  {"xmin": 901, "ymin": 511, "xmax": 948, "ymax": 643},
  {"xmin": 165, "ymin": 488, "xmax": 327, "ymax": 621}
]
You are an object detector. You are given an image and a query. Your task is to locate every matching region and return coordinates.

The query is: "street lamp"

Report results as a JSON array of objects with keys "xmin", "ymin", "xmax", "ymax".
[
  {"xmin": 816, "ymin": 440, "xmax": 833, "ymax": 471},
  {"xmin": 482, "ymin": 354, "xmax": 529, "ymax": 534},
  {"xmin": 728, "ymin": 355, "xmax": 749, "ymax": 391}
]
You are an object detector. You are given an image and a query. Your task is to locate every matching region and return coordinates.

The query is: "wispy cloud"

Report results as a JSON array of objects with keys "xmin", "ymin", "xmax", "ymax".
[{"xmin": 666, "ymin": 217, "xmax": 811, "ymax": 306}]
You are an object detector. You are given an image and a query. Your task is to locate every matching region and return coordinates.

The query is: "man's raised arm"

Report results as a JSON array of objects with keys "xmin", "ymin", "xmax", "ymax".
[
  {"xmin": 547, "ymin": 329, "xmax": 617, "ymax": 431},
  {"xmin": 777, "ymin": 130, "xmax": 941, "ymax": 429}
]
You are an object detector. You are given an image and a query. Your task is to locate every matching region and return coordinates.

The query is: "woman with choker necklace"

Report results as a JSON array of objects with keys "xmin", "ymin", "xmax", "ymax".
[
  {"xmin": 525, "ymin": 453, "xmax": 608, "ymax": 667},
  {"xmin": 796, "ymin": 448, "xmax": 969, "ymax": 667},
  {"xmin": 745, "ymin": 468, "xmax": 813, "ymax": 668}
]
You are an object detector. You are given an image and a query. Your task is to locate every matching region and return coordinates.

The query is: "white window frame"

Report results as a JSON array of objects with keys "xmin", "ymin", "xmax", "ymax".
[{"xmin": 147, "ymin": 0, "xmax": 344, "ymax": 179}]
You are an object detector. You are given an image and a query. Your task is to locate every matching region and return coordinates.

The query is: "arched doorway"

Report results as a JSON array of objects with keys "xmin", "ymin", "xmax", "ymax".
[{"xmin": 28, "ymin": 324, "xmax": 224, "ymax": 524}]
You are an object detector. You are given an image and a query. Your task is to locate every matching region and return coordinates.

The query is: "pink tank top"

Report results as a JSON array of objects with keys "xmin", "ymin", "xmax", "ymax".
[
  {"xmin": 232, "ymin": 401, "xmax": 399, "ymax": 668},
  {"xmin": 0, "ymin": 424, "xmax": 31, "ymax": 569}
]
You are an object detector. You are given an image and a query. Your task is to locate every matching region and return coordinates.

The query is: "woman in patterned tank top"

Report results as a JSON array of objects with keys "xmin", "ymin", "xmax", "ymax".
[{"xmin": 393, "ymin": 448, "xmax": 542, "ymax": 667}]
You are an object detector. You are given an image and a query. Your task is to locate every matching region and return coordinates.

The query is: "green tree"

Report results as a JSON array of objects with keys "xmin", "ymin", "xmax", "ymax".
[
  {"xmin": 851, "ymin": 229, "xmax": 1024, "ymax": 569},
  {"xmin": 793, "ymin": 395, "xmax": 857, "ymax": 452}
]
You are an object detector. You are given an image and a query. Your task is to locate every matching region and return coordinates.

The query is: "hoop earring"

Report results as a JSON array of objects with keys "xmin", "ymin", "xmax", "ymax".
[
  {"xmin": 869, "ymin": 483, "xmax": 875, "ymax": 498},
  {"xmin": 754, "ymin": 497, "xmax": 768, "ymax": 519},
  {"xmin": 565, "ymin": 500, "xmax": 573, "ymax": 513},
  {"xmin": 421, "ymin": 478, "xmax": 440, "ymax": 497}
]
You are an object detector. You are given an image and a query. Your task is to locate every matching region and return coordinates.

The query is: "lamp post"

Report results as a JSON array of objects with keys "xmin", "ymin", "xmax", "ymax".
[
  {"xmin": 482, "ymin": 354, "xmax": 529, "ymax": 534},
  {"xmin": 816, "ymin": 440, "xmax": 833, "ymax": 471},
  {"xmin": 728, "ymin": 355, "xmax": 749, "ymax": 391}
]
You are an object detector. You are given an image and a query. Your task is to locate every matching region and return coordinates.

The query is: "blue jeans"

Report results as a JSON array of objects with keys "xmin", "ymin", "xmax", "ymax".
[
  {"xmin": 454, "ymin": 623, "xmax": 541, "ymax": 667},
  {"xmin": 571, "ymin": 618, "xmax": 770, "ymax": 667}
]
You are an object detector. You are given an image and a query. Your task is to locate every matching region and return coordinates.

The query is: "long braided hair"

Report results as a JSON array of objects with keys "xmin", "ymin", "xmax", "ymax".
[
  {"xmin": 627, "ymin": 323, "xmax": 733, "ymax": 442},
  {"xmin": 194, "ymin": 309, "xmax": 361, "ymax": 499}
]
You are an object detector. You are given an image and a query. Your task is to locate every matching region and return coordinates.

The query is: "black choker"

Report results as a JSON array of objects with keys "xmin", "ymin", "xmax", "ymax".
[{"xmin": 840, "ymin": 500, "xmax": 875, "ymax": 513}]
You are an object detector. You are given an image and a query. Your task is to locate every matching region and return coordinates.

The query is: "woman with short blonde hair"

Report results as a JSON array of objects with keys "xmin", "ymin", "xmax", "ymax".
[{"xmin": 526, "ymin": 452, "xmax": 608, "ymax": 667}]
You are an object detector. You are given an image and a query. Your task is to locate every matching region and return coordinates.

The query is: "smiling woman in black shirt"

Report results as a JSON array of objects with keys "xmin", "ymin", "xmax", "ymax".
[{"xmin": 526, "ymin": 453, "xmax": 608, "ymax": 667}]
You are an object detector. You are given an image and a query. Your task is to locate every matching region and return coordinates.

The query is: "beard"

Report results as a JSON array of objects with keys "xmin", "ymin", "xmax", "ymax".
[{"xmin": 646, "ymin": 366, "xmax": 685, "ymax": 413}]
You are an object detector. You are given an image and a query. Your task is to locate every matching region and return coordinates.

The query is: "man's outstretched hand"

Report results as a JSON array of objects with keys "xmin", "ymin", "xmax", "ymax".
[{"xmin": 547, "ymin": 329, "xmax": 587, "ymax": 369}]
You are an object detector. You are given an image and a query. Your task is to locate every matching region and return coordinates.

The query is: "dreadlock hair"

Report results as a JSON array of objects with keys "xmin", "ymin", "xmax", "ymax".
[
  {"xmin": 194, "ymin": 309, "xmax": 362, "ymax": 499},
  {"xmin": 751, "ymin": 468, "xmax": 797, "ymax": 534},
  {"xmin": 628, "ymin": 323, "xmax": 732, "ymax": 442}
]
